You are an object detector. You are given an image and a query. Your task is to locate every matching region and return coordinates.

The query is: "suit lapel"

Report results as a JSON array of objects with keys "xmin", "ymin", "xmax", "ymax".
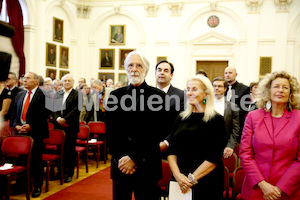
[
  {"xmin": 224, "ymin": 101, "xmax": 230, "ymax": 121},
  {"xmin": 263, "ymin": 111, "xmax": 274, "ymax": 139},
  {"xmin": 274, "ymin": 109, "xmax": 290, "ymax": 137}
]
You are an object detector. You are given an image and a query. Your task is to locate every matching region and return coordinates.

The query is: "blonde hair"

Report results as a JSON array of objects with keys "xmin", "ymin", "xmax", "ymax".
[
  {"xmin": 256, "ymin": 71, "xmax": 300, "ymax": 110},
  {"xmin": 180, "ymin": 75, "xmax": 216, "ymax": 122}
]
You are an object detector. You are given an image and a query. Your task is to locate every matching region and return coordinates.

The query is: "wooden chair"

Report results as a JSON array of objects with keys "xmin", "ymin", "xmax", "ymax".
[
  {"xmin": 87, "ymin": 121, "xmax": 107, "ymax": 167},
  {"xmin": 0, "ymin": 135, "xmax": 33, "ymax": 200},
  {"xmin": 233, "ymin": 166, "xmax": 245, "ymax": 200},
  {"xmin": 223, "ymin": 166, "xmax": 232, "ymax": 200},
  {"xmin": 42, "ymin": 129, "xmax": 65, "ymax": 192},
  {"xmin": 157, "ymin": 161, "xmax": 173, "ymax": 200},
  {"xmin": 75, "ymin": 125, "xmax": 90, "ymax": 178}
]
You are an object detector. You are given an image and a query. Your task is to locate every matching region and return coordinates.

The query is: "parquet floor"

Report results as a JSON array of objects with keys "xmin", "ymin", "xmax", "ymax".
[{"xmin": 7, "ymin": 155, "xmax": 111, "ymax": 200}]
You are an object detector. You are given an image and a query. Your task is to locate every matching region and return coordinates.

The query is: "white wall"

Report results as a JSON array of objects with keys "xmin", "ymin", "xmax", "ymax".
[{"xmin": 21, "ymin": 0, "xmax": 300, "ymax": 89}]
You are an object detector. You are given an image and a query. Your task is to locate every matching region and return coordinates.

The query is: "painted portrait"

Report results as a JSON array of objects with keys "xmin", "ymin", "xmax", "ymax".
[
  {"xmin": 46, "ymin": 43, "xmax": 57, "ymax": 66},
  {"xmin": 110, "ymin": 25, "xmax": 125, "ymax": 45},
  {"xmin": 100, "ymin": 49, "xmax": 115, "ymax": 69},
  {"xmin": 99, "ymin": 73, "xmax": 114, "ymax": 84},
  {"xmin": 60, "ymin": 46, "xmax": 69, "ymax": 68},
  {"xmin": 119, "ymin": 49, "xmax": 135, "ymax": 69},
  {"xmin": 119, "ymin": 73, "xmax": 128, "ymax": 86},
  {"xmin": 53, "ymin": 17, "xmax": 64, "ymax": 42},
  {"xmin": 59, "ymin": 70, "xmax": 69, "ymax": 79},
  {"xmin": 46, "ymin": 68, "xmax": 57, "ymax": 80},
  {"xmin": 157, "ymin": 56, "xmax": 168, "ymax": 63}
]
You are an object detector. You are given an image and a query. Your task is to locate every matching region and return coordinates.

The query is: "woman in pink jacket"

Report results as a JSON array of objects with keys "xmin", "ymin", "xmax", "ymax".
[{"xmin": 240, "ymin": 71, "xmax": 300, "ymax": 200}]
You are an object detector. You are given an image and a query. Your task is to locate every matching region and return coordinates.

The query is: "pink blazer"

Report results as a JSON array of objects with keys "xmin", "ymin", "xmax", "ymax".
[{"xmin": 240, "ymin": 108, "xmax": 300, "ymax": 200}]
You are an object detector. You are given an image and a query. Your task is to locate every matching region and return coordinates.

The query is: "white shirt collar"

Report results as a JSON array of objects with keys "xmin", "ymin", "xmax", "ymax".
[{"xmin": 157, "ymin": 84, "xmax": 171, "ymax": 93}]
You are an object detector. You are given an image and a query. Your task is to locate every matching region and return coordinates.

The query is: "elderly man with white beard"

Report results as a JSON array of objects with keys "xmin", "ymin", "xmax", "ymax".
[{"xmin": 105, "ymin": 51, "xmax": 169, "ymax": 200}]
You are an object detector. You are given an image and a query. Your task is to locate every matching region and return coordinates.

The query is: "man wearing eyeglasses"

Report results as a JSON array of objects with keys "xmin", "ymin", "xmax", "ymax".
[{"xmin": 213, "ymin": 77, "xmax": 240, "ymax": 159}]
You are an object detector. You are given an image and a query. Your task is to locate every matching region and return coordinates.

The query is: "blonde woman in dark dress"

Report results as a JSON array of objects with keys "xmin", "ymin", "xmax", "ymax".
[{"xmin": 168, "ymin": 75, "xmax": 227, "ymax": 200}]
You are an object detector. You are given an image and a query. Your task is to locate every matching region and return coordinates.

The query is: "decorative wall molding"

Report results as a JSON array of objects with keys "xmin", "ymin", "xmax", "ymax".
[
  {"xmin": 114, "ymin": 5, "xmax": 121, "ymax": 14},
  {"xmin": 191, "ymin": 31, "xmax": 236, "ymax": 45},
  {"xmin": 59, "ymin": 0, "xmax": 66, "ymax": 7},
  {"xmin": 168, "ymin": 3, "xmax": 183, "ymax": 17},
  {"xmin": 246, "ymin": 0, "xmax": 263, "ymax": 13},
  {"xmin": 77, "ymin": 4, "xmax": 91, "ymax": 19},
  {"xmin": 210, "ymin": 0, "xmax": 218, "ymax": 10},
  {"xmin": 274, "ymin": 0, "xmax": 292, "ymax": 12},
  {"xmin": 144, "ymin": 4, "xmax": 158, "ymax": 17}
]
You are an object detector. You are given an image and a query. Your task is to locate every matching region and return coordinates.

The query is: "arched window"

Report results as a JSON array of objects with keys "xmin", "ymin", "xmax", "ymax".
[{"xmin": 0, "ymin": 0, "xmax": 29, "ymax": 25}]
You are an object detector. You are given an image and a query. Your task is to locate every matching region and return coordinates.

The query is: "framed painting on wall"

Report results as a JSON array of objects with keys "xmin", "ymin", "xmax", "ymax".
[
  {"xmin": 46, "ymin": 68, "xmax": 56, "ymax": 80},
  {"xmin": 157, "ymin": 56, "xmax": 168, "ymax": 63},
  {"xmin": 60, "ymin": 46, "xmax": 69, "ymax": 68},
  {"xmin": 46, "ymin": 43, "xmax": 57, "ymax": 66},
  {"xmin": 118, "ymin": 73, "xmax": 128, "ymax": 86},
  {"xmin": 59, "ymin": 70, "xmax": 69, "ymax": 79},
  {"xmin": 53, "ymin": 17, "xmax": 63, "ymax": 43},
  {"xmin": 100, "ymin": 49, "xmax": 115, "ymax": 69},
  {"xmin": 99, "ymin": 73, "xmax": 114, "ymax": 83},
  {"xmin": 110, "ymin": 25, "xmax": 125, "ymax": 45},
  {"xmin": 119, "ymin": 49, "xmax": 135, "ymax": 69}
]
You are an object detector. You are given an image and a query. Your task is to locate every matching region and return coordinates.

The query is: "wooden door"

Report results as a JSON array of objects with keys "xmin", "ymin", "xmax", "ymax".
[{"xmin": 196, "ymin": 61, "xmax": 228, "ymax": 82}]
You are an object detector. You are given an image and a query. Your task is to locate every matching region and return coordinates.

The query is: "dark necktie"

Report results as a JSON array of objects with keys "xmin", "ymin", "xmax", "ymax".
[{"xmin": 22, "ymin": 91, "xmax": 32, "ymax": 121}]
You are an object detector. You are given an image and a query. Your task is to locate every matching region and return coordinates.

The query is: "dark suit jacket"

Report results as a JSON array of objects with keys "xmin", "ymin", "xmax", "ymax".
[
  {"xmin": 11, "ymin": 87, "xmax": 49, "ymax": 140},
  {"xmin": 224, "ymin": 100, "xmax": 240, "ymax": 149},
  {"xmin": 225, "ymin": 81, "xmax": 250, "ymax": 110},
  {"xmin": 165, "ymin": 85, "xmax": 185, "ymax": 142},
  {"xmin": 1, "ymin": 86, "xmax": 23, "ymax": 121},
  {"xmin": 52, "ymin": 89, "xmax": 80, "ymax": 134},
  {"xmin": 106, "ymin": 82, "xmax": 169, "ymax": 181}
]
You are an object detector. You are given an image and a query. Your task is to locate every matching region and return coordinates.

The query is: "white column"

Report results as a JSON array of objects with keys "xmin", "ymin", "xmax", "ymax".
[{"xmin": 32, "ymin": 0, "xmax": 46, "ymax": 75}]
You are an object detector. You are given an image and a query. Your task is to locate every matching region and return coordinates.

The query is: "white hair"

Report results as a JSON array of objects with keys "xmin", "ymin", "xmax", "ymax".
[
  {"xmin": 180, "ymin": 75, "xmax": 216, "ymax": 122},
  {"xmin": 44, "ymin": 77, "xmax": 52, "ymax": 84},
  {"xmin": 61, "ymin": 74, "xmax": 74, "ymax": 83},
  {"xmin": 124, "ymin": 51, "xmax": 150, "ymax": 75}
]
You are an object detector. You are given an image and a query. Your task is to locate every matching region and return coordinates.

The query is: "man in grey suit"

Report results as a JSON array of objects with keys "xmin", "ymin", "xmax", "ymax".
[
  {"xmin": 213, "ymin": 77, "xmax": 240, "ymax": 158},
  {"xmin": 155, "ymin": 60, "xmax": 185, "ymax": 153}
]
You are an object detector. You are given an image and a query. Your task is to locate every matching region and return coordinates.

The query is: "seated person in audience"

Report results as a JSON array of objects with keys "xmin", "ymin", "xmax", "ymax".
[
  {"xmin": 168, "ymin": 75, "xmax": 227, "ymax": 199},
  {"xmin": 213, "ymin": 77, "xmax": 240, "ymax": 159},
  {"xmin": 240, "ymin": 71, "xmax": 300, "ymax": 200},
  {"xmin": 106, "ymin": 78, "xmax": 114, "ymax": 88}
]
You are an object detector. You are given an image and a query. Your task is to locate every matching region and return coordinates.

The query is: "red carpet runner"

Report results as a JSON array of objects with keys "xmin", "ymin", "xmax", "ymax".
[{"xmin": 44, "ymin": 167, "xmax": 112, "ymax": 200}]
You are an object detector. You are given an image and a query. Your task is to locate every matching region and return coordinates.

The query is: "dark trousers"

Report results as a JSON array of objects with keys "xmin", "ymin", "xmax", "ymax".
[
  {"xmin": 30, "ymin": 138, "xmax": 44, "ymax": 188},
  {"xmin": 113, "ymin": 175, "xmax": 160, "ymax": 200},
  {"xmin": 63, "ymin": 129, "xmax": 77, "ymax": 177}
]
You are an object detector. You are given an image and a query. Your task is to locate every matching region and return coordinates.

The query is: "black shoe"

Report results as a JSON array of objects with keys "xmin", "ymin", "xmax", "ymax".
[
  {"xmin": 32, "ymin": 187, "xmax": 41, "ymax": 198},
  {"xmin": 64, "ymin": 176, "xmax": 72, "ymax": 183}
]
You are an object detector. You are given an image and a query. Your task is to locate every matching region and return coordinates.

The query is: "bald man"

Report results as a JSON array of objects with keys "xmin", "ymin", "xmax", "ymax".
[{"xmin": 224, "ymin": 67, "xmax": 250, "ymax": 141}]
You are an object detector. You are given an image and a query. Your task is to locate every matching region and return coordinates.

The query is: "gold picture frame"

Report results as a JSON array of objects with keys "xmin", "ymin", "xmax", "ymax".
[
  {"xmin": 53, "ymin": 17, "xmax": 64, "ymax": 43},
  {"xmin": 46, "ymin": 68, "xmax": 57, "ymax": 80},
  {"xmin": 59, "ymin": 46, "xmax": 69, "ymax": 68},
  {"xmin": 110, "ymin": 25, "xmax": 126, "ymax": 45},
  {"xmin": 46, "ymin": 43, "xmax": 57, "ymax": 67},
  {"xmin": 100, "ymin": 49, "xmax": 115, "ymax": 69},
  {"xmin": 119, "ymin": 49, "xmax": 135, "ymax": 70},
  {"xmin": 99, "ymin": 73, "xmax": 114, "ymax": 83},
  {"xmin": 157, "ymin": 56, "xmax": 168, "ymax": 63},
  {"xmin": 118, "ymin": 73, "xmax": 128, "ymax": 86},
  {"xmin": 59, "ymin": 70, "xmax": 69, "ymax": 79}
]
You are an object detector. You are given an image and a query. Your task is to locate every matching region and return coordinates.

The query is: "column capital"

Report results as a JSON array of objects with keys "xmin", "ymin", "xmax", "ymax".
[
  {"xmin": 144, "ymin": 4, "xmax": 158, "ymax": 17},
  {"xmin": 246, "ymin": 0, "xmax": 263, "ymax": 13},
  {"xmin": 168, "ymin": 3, "xmax": 183, "ymax": 17},
  {"xmin": 274, "ymin": 0, "xmax": 292, "ymax": 12}
]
